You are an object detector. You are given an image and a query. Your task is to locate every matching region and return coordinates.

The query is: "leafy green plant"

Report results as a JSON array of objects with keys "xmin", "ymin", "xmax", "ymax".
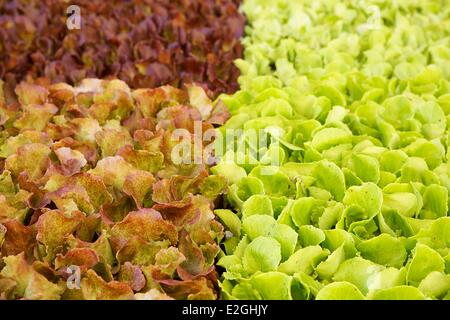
[{"xmin": 214, "ymin": 0, "xmax": 450, "ymax": 300}]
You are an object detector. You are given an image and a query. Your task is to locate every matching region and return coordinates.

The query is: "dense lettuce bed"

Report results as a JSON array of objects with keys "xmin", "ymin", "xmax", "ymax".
[
  {"xmin": 213, "ymin": 0, "xmax": 450, "ymax": 300},
  {"xmin": 0, "ymin": 79, "xmax": 229, "ymax": 299},
  {"xmin": 0, "ymin": 0, "xmax": 244, "ymax": 97},
  {"xmin": 0, "ymin": 0, "xmax": 449, "ymax": 301}
]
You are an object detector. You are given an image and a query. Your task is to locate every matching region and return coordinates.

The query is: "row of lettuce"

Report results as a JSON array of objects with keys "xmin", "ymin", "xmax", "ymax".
[
  {"xmin": 0, "ymin": 0, "xmax": 449, "ymax": 300},
  {"xmin": 0, "ymin": 0, "xmax": 245, "ymax": 300},
  {"xmin": 0, "ymin": 0, "xmax": 244, "ymax": 97},
  {"xmin": 211, "ymin": 0, "xmax": 450, "ymax": 300},
  {"xmin": 0, "ymin": 79, "xmax": 229, "ymax": 299}
]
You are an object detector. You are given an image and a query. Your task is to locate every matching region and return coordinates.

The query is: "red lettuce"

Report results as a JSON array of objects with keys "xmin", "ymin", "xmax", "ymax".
[
  {"xmin": 0, "ymin": 78, "xmax": 229, "ymax": 300},
  {"xmin": 0, "ymin": 0, "xmax": 244, "ymax": 98}
]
